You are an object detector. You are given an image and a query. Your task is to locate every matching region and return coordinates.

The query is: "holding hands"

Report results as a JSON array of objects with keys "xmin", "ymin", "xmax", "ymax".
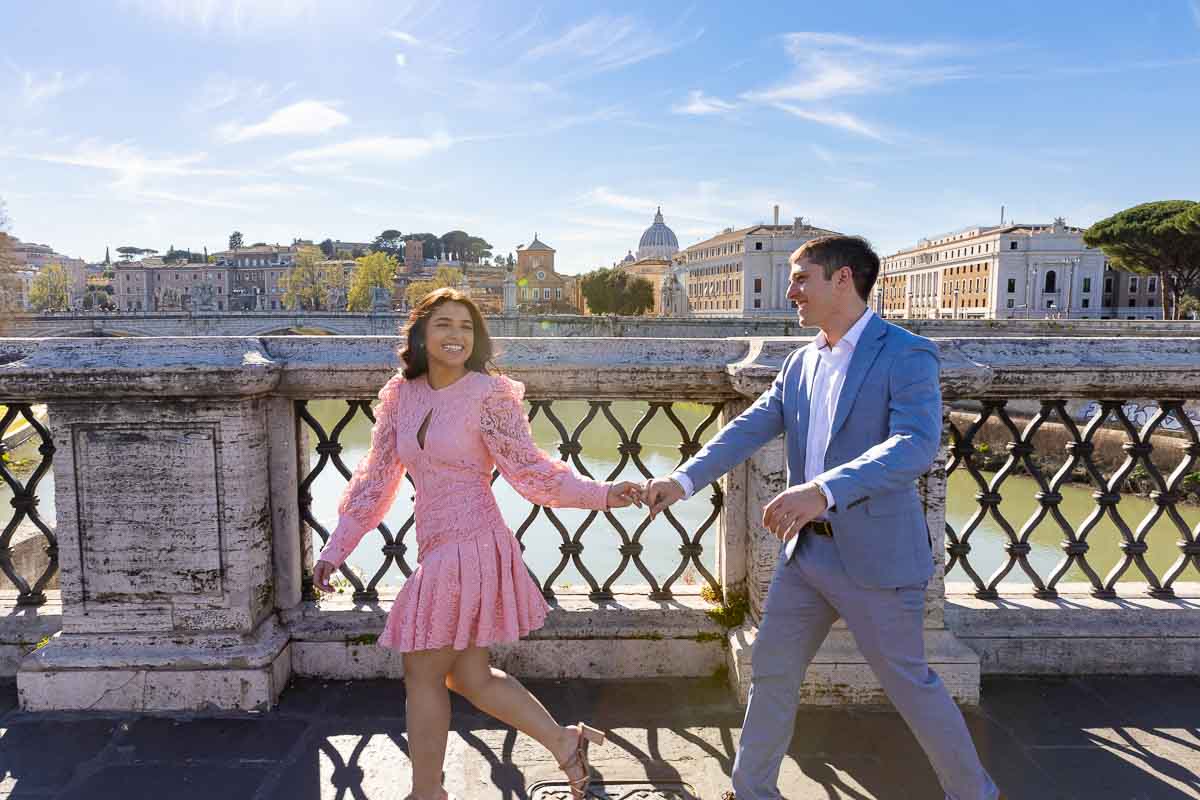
[
  {"xmin": 606, "ymin": 481, "xmax": 645, "ymax": 509},
  {"xmin": 644, "ymin": 476, "xmax": 685, "ymax": 519}
]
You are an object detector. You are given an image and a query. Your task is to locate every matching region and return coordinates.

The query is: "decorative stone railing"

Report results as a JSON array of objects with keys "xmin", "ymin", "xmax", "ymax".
[{"xmin": 1, "ymin": 335, "xmax": 1198, "ymax": 712}]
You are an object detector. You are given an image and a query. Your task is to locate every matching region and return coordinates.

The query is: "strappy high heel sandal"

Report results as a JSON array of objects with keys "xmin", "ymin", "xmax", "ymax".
[{"xmin": 557, "ymin": 723, "xmax": 605, "ymax": 799}]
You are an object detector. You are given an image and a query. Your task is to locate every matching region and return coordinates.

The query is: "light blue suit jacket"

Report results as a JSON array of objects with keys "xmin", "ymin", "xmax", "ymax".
[{"xmin": 679, "ymin": 314, "xmax": 941, "ymax": 589}]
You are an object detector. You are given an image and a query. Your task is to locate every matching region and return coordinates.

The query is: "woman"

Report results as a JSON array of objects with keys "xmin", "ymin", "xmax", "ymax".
[{"xmin": 313, "ymin": 288, "xmax": 643, "ymax": 800}]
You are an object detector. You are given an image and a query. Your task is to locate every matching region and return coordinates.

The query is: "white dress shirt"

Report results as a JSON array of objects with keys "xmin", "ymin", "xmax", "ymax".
[{"xmin": 670, "ymin": 308, "xmax": 876, "ymax": 514}]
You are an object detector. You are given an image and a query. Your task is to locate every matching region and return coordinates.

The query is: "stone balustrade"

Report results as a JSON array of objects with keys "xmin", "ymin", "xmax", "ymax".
[{"xmin": 1, "ymin": 334, "xmax": 1198, "ymax": 712}]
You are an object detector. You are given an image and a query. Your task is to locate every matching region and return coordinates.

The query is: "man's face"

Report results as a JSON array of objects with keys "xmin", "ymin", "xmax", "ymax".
[{"xmin": 787, "ymin": 258, "xmax": 839, "ymax": 326}]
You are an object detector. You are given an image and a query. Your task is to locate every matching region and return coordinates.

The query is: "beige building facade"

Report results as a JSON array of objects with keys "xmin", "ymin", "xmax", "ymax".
[
  {"xmin": 878, "ymin": 218, "xmax": 1160, "ymax": 320},
  {"xmin": 680, "ymin": 214, "xmax": 841, "ymax": 317},
  {"xmin": 515, "ymin": 235, "xmax": 578, "ymax": 311}
]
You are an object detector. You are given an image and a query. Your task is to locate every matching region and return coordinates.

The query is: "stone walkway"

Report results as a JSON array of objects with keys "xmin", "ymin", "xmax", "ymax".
[{"xmin": 1, "ymin": 676, "xmax": 1198, "ymax": 799}]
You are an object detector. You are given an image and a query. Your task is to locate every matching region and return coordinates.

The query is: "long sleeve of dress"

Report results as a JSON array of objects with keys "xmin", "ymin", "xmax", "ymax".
[
  {"xmin": 480, "ymin": 376, "xmax": 610, "ymax": 510},
  {"xmin": 317, "ymin": 375, "xmax": 408, "ymax": 568}
]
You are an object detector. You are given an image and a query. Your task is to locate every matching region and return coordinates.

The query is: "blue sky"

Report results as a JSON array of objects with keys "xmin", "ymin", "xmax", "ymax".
[{"xmin": 2, "ymin": 0, "xmax": 1198, "ymax": 272}]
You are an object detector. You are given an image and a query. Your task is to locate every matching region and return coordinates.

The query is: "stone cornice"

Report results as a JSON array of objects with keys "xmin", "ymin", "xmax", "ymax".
[{"xmin": 3, "ymin": 335, "xmax": 1198, "ymax": 402}]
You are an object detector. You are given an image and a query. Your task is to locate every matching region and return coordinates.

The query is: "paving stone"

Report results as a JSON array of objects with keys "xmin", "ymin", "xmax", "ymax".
[
  {"xmin": 0, "ymin": 677, "xmax": 1195, "ymax": 798},
  {"xmin": 0, "ymin": 719, "xmax": 118, "ymax": 795},
  {"xmin": 0, "ymin": 682, "xmax": 15, "ymax": 717},
  {"xmin": 118, "ymin": 717, "xmax": 308, "ymax": 763},
  {"xmin": 58, "ymin": 764, "xmax": 270, "ymax": 800}
]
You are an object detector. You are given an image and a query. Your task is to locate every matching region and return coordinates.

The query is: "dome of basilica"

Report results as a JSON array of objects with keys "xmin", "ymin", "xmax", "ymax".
[{"xmin": 636, "ymin": 207, "xmax": 679, "ymax": 261}]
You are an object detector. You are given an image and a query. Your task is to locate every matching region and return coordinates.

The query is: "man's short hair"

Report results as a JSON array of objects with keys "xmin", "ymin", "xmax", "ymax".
[{"xmin": 791, "ymin": 235, "xmax": 880, "ymax": 302}]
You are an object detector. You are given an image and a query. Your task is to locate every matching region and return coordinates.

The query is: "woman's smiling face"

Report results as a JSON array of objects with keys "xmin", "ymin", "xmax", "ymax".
[{"xmin": 423, "ymin": 300, "xmax": 475, "ymax": 371}]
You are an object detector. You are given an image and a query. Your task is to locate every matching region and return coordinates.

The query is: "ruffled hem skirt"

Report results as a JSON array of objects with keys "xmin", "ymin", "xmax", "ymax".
[{"xmin": 378, "ymin": 528, "xmax": 550, "ymax": 653}]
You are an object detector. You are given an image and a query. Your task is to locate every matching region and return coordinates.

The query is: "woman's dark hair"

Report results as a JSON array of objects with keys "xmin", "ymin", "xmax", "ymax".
[{"xmin": 399, "ymin": 288, "xmax": 495, "ymax": 380}]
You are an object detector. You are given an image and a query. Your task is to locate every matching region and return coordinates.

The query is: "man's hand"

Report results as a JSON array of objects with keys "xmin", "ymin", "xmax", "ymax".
[
  {"xmin": 762, "ymin": 482, "xmax": 828, "ymax": 541},
  {"xmin": 644, "ymin": 476, "xmax": 685, "ymax": 519},
  {"xmin": 313, "ymin": 559, "xmax": 337, "ymax": 593},
  {"xmin": 606, "ymin": 481, "xmax": 645, "ymax": 509}
]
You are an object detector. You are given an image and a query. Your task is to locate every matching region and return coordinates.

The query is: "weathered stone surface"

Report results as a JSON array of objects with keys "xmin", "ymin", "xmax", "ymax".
[
  {"xmin": 0, "ymin": 337, "xmax": 279, "ymax": 399},
  {"xmin": 727, "ymin": 625, "xmax": 981, "ymax": 706},
  {"xmin": 7, "ymin": 310, "xmax": 1200, "ymax": 339},
  {"xmin": 948, "ymin": 584, "xmax": 1200, "ymax": 675}
]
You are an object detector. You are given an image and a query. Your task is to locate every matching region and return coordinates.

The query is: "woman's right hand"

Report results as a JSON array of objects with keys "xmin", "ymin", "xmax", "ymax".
[{"xmin": 313, "ymin": 559, "xmax": 337, "ymax": 593}]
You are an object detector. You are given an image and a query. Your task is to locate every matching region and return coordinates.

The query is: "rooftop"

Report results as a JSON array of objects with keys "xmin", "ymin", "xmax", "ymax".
[{"xmin": 3, "ymin": 676, "xmax": 1196, "ymax": 798}]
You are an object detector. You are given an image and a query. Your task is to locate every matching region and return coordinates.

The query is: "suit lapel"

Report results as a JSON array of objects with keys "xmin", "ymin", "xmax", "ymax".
[
  {"xmin": 829, "ymin": 315, "xmax": 888, "ymax": 440},
  {"xmin": 795, "ymin": 344, "xmax": 819, "ymax": 451}
]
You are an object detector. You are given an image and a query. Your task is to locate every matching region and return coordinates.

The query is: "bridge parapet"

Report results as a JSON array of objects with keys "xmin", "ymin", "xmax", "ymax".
[{"xmin": 1, "ymin": 335, "xmax": 1198, "ymax": 711}]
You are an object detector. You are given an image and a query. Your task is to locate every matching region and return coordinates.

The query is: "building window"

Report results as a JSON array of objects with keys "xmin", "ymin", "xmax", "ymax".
[
  {"xmin": 1044, "ymin": 271, "xmax": 1057, "ymax": 293},
  {"xmin": 1045, "ymin": 299, "xmax": 1054, "ymax": 309},
  {"xmin": 543, "ymin": 288, "xmax": 551, "ymax": 300},
  {"xmin": 754, "ymin": 242, "xmax": 763, "ymax": 251},
  {"xmin": 1147, "ymin": 277, "xmax": 1157, "ymax": 294},
  {"xmin": 1129, "ymin": 298, "xmax": 1137, "ymax": 307},
  {"xmin": 1129, "ymin": 276, "xmax": 1139, "ymax": 292},
  {"xmin": 1007, "ymin": 278, "xmax": 1015, "ymax": 293},
  {"xmin": 754, "ymin": 278, "xmax": 762, "ymax": 293},
  {"xmin": 1082, "ymin": 298, "xmax": 1090, "ymax": 308},
  {"xmin": 1009, "ymin": 241, "xmax": 1018, "ymax": 250},
  {"xmin": 1105, "ymin": 277, "xmax": 1114, "ymax": 293},
  {"xmin": 1082, "ymin": 277, "xmax": 1091, "ymax": 292},
  {"xmin": 753, "ymin": 299, "xmax": 761, "ymax": 309},
  {"xmin": 556, "ymin": 287, "xmax": 562, "ymax": 300},
  {"xmin": 536, "ymin": 271, "xmax": 546, "ymax": 280},
  {"xmin": 1006, "ymin": 299, "xmax": 1014, "ymax": 309}
]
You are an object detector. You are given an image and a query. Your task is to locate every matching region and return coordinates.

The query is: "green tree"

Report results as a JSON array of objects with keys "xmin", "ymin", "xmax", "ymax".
[
  {"xmin": 579, "ymin": 268, "xmax": 655, "ymax": 315},
  {"xmin": 82, "ymin": 288, "xmax": 112, "ymax": 310},
  {"xmin": 1178, "ymin": 293, "xmax": 1200, "ymax": 320},
  {"xmin": 0, "ymin": 199, "xmax": 19, "ymax": 317},
  {"xmin": 347, "ymin": 251, "xmax": 399, "ymax": 311},
  {"xmin": 439, "ymin": 230, "xmax": 493, "ymax": 264},
  {"xmin": 319, "ymin": 238, "xmax": 336, "ymax": 259},
  {"xmin": 229, "ymin": 231, "xmax": 244, "ymax": 251},
  {"xmin": 371, "ymin": 229, "xmax": 404, "ymax": 259},
  {"xmin": 1084, "ymin": 201, "xmax": 1200, "ymax": 320},
  {"xmin": 29, "ymin": 263, "xmax": 72, "ymax": 311},
  {"xmin": 283, "ymin": 246, "xmax": 347, "ymax": 310},
  {"xmin": 405, "ymin": 266, "xmax": 463, "ymax": 307}
]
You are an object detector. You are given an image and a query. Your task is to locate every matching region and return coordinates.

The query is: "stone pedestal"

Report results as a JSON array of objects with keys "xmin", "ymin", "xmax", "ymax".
[{"xmin": 10, "ymin": 341, "xmax": 290, "ymax": 711}]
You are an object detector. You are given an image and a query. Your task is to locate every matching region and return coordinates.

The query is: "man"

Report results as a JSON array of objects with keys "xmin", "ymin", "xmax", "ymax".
[{"xmin": 645, "ymin": 236, "xmax": 998, "ymax": 799}]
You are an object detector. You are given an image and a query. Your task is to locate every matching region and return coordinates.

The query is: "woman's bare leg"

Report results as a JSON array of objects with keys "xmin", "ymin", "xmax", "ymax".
[
  {"xmin": 445, "ymin": 646, "xmax": 581, "ymax": 767},
  {"xmin": 403, "ymin": 646, "xmax": 462, "ymax": 799}
]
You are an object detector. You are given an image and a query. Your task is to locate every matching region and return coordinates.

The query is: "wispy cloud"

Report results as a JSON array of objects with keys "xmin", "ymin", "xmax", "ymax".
[
  {"xmin": 17, "ymin": 68, "xmax": 90, "ymax": 106},
  {"xmin": 193, "ymin": 74, "xmax": 278, "ymax": 112},
  {"xmin": 672, "ymin": 90, "xmax": 737, "ymax": 116},
  {"xmin": 19, "ymin": 139, "xmax": 237, "ymax": 186},
  {"xmin": 386, "ymin": 29, "xmax": 460, "ymax": 55},
  {"xmin": 744, "ymin": 32, "xmax": 967, "ymax": 105},
  {"xmin": 120, "ymin": 0, "xmax": 319, "ymax": 35},
  {"xmin": 522, "ymin": 13, "xmax": 703, "ymax": 76},
  {"xmin": 773, "ymin": 104, "xmax": 886, "ymax": 141},
  {"xmin": 283, "ymin": 133, "xmax": 453, "ymax": 174},
  {"xmin": 217, "ymin": 100, "xmax": 349, "ymax": 142}
]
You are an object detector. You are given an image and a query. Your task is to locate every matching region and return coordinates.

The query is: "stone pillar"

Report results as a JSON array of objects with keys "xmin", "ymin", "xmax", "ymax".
[
  {"xmin": 724, "ymin": 341, "xmax": 981, "ymax": 706},
  {"xmin": 11, "ymin": 340, "xmax": 291, "ymax": 711}
]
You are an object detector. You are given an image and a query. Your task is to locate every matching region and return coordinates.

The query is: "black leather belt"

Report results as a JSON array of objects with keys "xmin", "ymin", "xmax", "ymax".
[{"xmin": 804, "ymin": 520, "xmax": 834, "ymax": 537}]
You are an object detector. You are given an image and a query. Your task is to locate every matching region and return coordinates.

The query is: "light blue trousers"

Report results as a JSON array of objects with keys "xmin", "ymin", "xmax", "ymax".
[{"xmin": 731, "ymin": 533, "xmax": 999, "ymax": 800}]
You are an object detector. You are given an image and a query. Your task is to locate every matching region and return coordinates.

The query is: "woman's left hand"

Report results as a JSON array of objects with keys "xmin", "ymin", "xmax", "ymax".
[{"xmin": 606, "ymin": 481, "xmax": 645, "ymax": 509}]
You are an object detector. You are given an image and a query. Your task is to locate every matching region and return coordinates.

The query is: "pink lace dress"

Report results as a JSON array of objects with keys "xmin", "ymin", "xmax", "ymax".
[{"xmin": 317, "ymin": 371, "xmax": 612, "ymax": 652}]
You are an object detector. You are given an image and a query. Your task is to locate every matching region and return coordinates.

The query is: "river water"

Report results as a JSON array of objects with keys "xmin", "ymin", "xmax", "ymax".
[{"xmin": 4, "ymin": 400, "xmax": 1197, "ymax": 590}]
